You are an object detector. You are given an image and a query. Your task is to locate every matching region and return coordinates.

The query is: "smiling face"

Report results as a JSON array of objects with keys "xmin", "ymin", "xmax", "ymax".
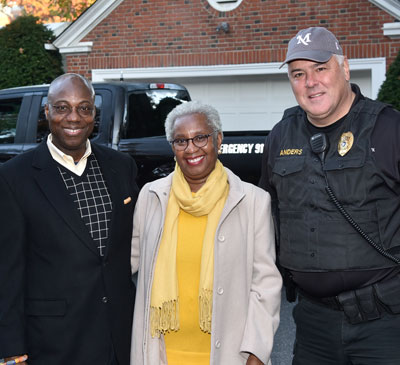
[
  {"xmin": 172, "ymin": 113, "xmax": 222, "ymax": 192},
  {"xmin": 45, "ymin": 75, "xmax": 95, "ymax": 161},
  {"xmin": 288, "ymin": 56, "xmax": 354, "ymax": 127}
]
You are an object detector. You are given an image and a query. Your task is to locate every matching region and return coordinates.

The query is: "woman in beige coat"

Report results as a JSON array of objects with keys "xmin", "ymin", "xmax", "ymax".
[{"xmin": 130, "ymin": 101, "xmax": 282, "ymax": 365}]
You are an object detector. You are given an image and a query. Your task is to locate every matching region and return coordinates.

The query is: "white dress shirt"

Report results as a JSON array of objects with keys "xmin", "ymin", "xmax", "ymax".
[{"xmin": 47, "ymin": 134, "xmax": 92, "ymax": 176}]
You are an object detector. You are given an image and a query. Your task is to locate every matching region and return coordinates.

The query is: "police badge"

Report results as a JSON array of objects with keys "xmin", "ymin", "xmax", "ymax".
[{"xmin": 338, "ymin": 132, "xmax": 354, "ymax": 156}]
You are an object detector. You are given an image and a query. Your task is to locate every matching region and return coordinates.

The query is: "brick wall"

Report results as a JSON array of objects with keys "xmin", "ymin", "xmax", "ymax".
[{"xmin": 65, "ymin": 0, "xmax": 400, "ymax": 77}]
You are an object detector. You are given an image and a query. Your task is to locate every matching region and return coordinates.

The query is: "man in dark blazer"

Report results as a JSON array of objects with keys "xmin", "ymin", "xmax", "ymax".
[{"xmin": 0, "ymin": 74, "xmax": 138, "ymax": 364}]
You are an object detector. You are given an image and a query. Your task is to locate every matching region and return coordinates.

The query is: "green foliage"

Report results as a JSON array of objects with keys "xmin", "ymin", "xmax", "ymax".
[
  {"xmin": 0, "ymin": 15, "xmax": 63, "ymax": 89},
  {"xmin": 0, "ymin": 0, "xmax": 95, "ymax": 23},
  {"xmin": 377, "ymin": 48, "xmax": 400, "ymax": 111},
  {"xmin": 48, "ymin": 0, "xmax": 91, "ymax": 21}
]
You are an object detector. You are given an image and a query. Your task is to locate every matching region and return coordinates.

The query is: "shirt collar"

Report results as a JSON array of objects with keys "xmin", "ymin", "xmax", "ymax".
[{"xmin": 47, "ymin": 134, "xmax": 92, "ymax": 175}]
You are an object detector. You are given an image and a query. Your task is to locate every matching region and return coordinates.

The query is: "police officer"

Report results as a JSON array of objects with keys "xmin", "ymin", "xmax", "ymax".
[{"xmin": 260, "ymin": 27, "xmax": 400, "ymax": 364}]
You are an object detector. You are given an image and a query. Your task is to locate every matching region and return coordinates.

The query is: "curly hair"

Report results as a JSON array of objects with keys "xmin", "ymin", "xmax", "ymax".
[{"xmin": 165, "ymin": 100, "xmax": 223, "ymax": 141}]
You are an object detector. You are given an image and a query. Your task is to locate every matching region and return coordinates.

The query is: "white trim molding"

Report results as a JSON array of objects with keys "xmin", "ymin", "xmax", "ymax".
[
  {"xmin": 383, "ymin": 22, "xmax": 400, "ymax": 38},
  {"xmin": 349, "ymin": 58, "xmax": 386, "ymax": 99},
  {"xmin": 207, "ymin": 0, "xmax": 243, "ymax": 12},
  {"xmin": 45, "ymin": 43, "xmax": 93, "ymax": 53},
  {"xmin": 368, "ymin": 0, "xmax": 400, "ymax": 20},
  {"xmin": 92, "ymin": 58, "xmax": 386, "ymax": 99},
  {"xmin": 92, "ymin": 63, "xmax": 283, "ymax": 81},
  {"xmin": 50, "ymin": 0, "xmax": 122, "ymax": 53},
  {"xmin": 58, "ymin": 42, "xmax": 94, "ymax": 54},
  {"xmin": 369, "ymin": 0, "xmax": 400, "ymax": 38},
  {"xmin": 45, "ymin": 22, "xmax": 71, "ymax": 37}
]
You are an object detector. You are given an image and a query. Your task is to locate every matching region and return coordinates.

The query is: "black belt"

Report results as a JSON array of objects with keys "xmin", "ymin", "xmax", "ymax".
[
  {"xmin": 298, "ymin": 274, "xmax": 400, "ymax": 324},
  {"xmin": 298, "ymin": 289, "xmax": 342, "ymax": 311}
]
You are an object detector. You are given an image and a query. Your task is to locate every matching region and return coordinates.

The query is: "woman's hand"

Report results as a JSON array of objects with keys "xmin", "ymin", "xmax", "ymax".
[{"xmin": 246, "ymin": 353, "xmax": 264, "ymax": 365}]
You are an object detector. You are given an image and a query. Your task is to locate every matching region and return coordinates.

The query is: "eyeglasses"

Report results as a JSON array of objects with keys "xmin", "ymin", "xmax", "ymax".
[
  {"xmin": 50, "ymin": 104, "xmax": 94, "ymax": 117},
  {"xmin": 170, "ymin": 131, "xmax": 216, "ymax": 151}
]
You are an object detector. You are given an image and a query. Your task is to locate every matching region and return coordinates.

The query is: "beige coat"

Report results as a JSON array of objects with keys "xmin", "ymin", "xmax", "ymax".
[{"xmin": 130, "ymin": 168, "xmax": 282, "ymax": 365}]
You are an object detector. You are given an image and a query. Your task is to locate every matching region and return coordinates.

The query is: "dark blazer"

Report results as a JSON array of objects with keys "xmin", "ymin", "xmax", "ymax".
[{"xmin": 0, "ymin": 142, "xmax": 138, "ymax": 364}]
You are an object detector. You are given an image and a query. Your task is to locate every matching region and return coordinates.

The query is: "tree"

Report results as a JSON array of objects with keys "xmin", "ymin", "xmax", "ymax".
[
  {"xmin": 377, "ymin": 49, "xmax": 400, "ymax": 111},
  {"xmin": 0, "ymin": 0, "xmax": 95, "ymax": 25},
  {"xmin": 0, "ymin": 15, "xmax": 63, "ymax": 88}
]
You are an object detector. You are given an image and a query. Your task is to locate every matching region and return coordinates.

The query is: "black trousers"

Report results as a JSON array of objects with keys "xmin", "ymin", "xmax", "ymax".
[{"xmin": 292, "ymin": 296, "xmax": 400, "ymax": 364}]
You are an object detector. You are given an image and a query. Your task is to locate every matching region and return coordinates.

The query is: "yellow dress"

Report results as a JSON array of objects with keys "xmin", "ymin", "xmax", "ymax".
[{"xmin": 164, "ymin": 209, "xmax": 211, "ymax": 364}]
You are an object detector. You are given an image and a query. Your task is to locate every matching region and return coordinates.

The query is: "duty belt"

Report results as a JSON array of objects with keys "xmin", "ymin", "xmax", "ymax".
[{"xmin": 298, "ymin": 274, "xmax": 400, "ymax": 324}]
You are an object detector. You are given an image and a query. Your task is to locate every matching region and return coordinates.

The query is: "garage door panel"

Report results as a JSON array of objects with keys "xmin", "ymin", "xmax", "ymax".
[
  {"xmin": 219, "ymin": 111, "xmax": 279, "ymax": 131},
  {"xmin": 206, "ymin": 85, "xmax": 236, "ymax": 102}
]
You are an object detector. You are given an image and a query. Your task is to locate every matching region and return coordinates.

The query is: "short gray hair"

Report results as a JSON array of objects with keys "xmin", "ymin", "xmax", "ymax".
[
  {"xmin": 286, "ymin": 54, "xmax": 346, "ymax": 75},
  {"xmin": 334, "ymin": 54, "xmax": 345, "ymax": 66},
  {"xmin": 165, "ymin": 101, "xmax": 223, "ymax": 141}
]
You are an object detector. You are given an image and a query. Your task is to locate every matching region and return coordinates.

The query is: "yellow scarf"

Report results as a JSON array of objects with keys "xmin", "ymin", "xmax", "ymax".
[{"xmin": 150, "ymin": 160, "xmax": 229, "ymax": 338}]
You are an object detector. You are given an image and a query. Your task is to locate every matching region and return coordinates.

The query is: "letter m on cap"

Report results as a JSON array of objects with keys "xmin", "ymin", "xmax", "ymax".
[{"xmin": 297, "ymin": 33, "xmax": 311, "ymax": 45}]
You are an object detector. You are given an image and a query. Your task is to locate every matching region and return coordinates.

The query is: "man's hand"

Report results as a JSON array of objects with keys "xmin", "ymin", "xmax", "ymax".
[
  {"xmin": 246, "ymin": 353, "xmax": 264, "ymax": 365},
  {"xmin": 2, "ymin": 355, "xmax": 28, "ymax": 364}
]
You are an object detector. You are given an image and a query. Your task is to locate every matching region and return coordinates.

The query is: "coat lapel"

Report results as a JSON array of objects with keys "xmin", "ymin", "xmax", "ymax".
[
  {"xmin": 32, "ymin": 142, "xmax": 100, "ymax": 256},
  {"xmin": 219, "ymin": 168, "xmax": 246, "ymax": 225}
]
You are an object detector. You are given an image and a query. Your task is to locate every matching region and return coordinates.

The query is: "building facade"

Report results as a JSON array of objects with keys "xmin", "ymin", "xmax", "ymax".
[{"xmin": 48, "ymin": 0, "xmax": 400, "ymax": 131}]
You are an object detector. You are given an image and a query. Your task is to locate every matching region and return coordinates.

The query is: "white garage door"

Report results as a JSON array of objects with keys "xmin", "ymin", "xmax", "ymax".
[
  {"xmin": 168, "ymin": 74, "xmax": 293, "ymax": 131},
  {"xmin": 166, "ymin": 70, "xmax": 371, "ymax": 132}
]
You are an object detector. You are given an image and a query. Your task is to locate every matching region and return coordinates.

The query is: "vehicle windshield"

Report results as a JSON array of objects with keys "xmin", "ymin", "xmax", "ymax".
[{"xmin": 121, "ymin": 89, "xmax": 190, "ymax": 139}]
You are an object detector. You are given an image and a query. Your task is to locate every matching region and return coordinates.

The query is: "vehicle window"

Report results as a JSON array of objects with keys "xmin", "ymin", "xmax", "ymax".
[
  {"xmin": 122, "ymin": 90, "xmax": 190, "ymax": 139},
  {"xmin": 0, "ymin": 98, "xmax": 22, "ymax": 144},
  {"xmin": 37, "ymin": 97, "xmax": 49, "ymax": 143},
  {"xmin": 36, "ymin": 95, "xmax": 102, "ymax": 143},
  {"xmin": 93, "ymin": 95, "xmax": 102, "ymax": 138}
]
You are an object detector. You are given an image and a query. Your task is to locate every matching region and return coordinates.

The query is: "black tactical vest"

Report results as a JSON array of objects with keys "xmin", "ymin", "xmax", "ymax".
[{"xmin": 271, "ymin": 98, "xmax": 400, "ymax": 272}]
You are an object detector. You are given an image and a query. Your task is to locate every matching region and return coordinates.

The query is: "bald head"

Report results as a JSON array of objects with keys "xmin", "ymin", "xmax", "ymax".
[
  {"xmin": 45, "ymin": 73, "xmax": 96, "ymax": 162},
  {"xmin": 48, "ymin": 73, "xmax": 95, "ymax": 103}
]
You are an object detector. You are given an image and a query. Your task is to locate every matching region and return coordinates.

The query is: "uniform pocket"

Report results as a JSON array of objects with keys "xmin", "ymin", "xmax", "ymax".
[
  {"xmin": 272, "ymin": 156, "xmax": 305, "ymax": 177},
  {"xmin": 272, "ymin": 156, "xmax": 306, "ymax": 206}
]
